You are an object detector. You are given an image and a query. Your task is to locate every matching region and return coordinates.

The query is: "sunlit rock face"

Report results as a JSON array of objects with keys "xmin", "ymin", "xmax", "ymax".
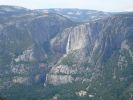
[
  {"xmin": 14, "ymin": 47, "xmax": 35, "ymax": 62},
  {"xmin": 47, "ymin": 74, "xmax": 73, "ymax": 86},
  {"xmin": 50, "ymin": 65, "xmax": 77, "ymax": 75},
  {"xmin": 12, "ymin": 76, "xmax": 29, "ymax": 84},
  {"xmin": 47, "ymin": 65, "xmax": 77, "ymax": 85},
  {"xmin": 66, "ymin": 25, "xmax": 89, "ymax": 53}
]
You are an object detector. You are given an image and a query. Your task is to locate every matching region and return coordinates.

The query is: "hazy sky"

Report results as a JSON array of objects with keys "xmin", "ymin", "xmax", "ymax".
[{"xmin": 0, "ymin": 0, "xmax": 133, "ymax": 12}]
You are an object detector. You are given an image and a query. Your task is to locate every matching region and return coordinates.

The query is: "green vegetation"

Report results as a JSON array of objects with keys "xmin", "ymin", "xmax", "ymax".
[
  {"xmin": 60, "ymin": 53, "xmax": 76, "ymax": 66},
  {"xmin": 0, "ymin": 82, "xmax": 90, "ymax": 100}
]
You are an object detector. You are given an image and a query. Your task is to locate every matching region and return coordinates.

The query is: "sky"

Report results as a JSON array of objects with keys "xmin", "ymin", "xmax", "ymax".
[{"xmin": 0, "ymin": 0, "xmax": 133, "ymax": 12}]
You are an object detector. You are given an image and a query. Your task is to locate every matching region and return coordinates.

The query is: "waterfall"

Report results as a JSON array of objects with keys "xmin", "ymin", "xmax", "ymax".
[{"xmin": 66, "ymin": 34, "xmax": 71, "ymax": 54}]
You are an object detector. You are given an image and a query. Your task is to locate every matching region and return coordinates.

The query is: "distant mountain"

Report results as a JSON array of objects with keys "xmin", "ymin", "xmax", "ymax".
[
  {"xmin": 36, "ymin": 8, "xmax": 110, "ymax": 22},
  {"xmin": 0, "ymin": 5, "xmax": 133, "ymax": 100}
]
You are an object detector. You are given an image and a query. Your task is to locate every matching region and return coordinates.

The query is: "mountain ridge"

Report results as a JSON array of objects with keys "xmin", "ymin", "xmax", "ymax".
[{"xmin": 0, "ymin": 5, "xmax": 133, "ymax": 100}]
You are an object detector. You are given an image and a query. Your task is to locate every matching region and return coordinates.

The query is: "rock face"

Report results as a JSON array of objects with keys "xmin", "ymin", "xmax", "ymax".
[
  {"xmin": 75, "ymin": 90, "xmax": 87, "ymax": 97},
  {"xmin": 47, "ymin": 65, "xmax": 77, "ymax": 85},
  {"xmin": 1, "ymin": 5, "xmax": 133, "ymax": 100},
  {"xmin": 51, "ymin": 24, "xmax": 88, "ymax": 53},
  {"xmin": 66, "ymin": 25, "xmax": 88, "ymax": 53},
  {"xmin": 14, "ymin": 47, "xmax": 35, "ymax": 62},
  {"xmin": 47, "ymin": 74, "xmax": 73, "ymax": 85}
]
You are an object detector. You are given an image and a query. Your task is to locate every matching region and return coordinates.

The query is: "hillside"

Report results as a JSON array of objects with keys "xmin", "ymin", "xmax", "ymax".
[{"xmin": 0, "ymin": 6, "xmax": 133, "ymax": 100}]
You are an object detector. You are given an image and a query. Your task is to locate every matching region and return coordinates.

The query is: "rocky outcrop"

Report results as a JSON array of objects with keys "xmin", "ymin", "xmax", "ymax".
[
  {"xmin": 47, "ymin": 74, "xmax": 73, "ymax": 85},
  {"xmin": 47, "ymin": 65, "xmax": 77, "ymax": 85},
  {"xmin": 12, "ymin": 76, "xmax": 29, "ymax": 84},
  {"xmin": 50, "ymin": 65, "xmax": 77, "ymax": 74},
  {"xmin": 14, "ymin": 47, "xmax": 35, "ymax": 62}
]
